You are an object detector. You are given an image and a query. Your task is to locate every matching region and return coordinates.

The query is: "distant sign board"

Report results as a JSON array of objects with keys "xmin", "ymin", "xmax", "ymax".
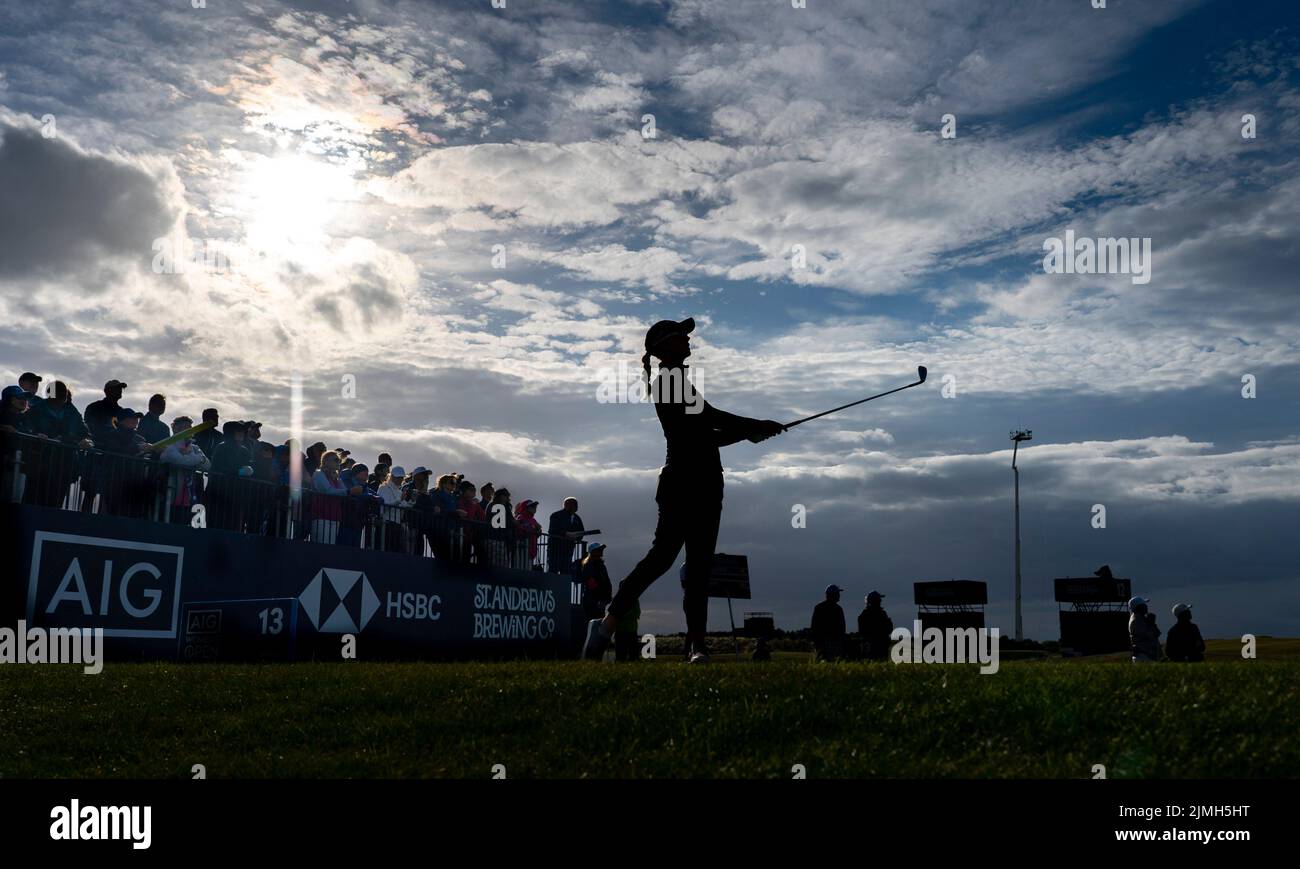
[
  {"xmin": 1054, "ymin": 577, "xmax": 1132, "ymax": 603},
  {"xmin": 680, "ymin": 553, "xmax": 751, "ymax": 599},
  {"xmin": 913, "ymin": 580, "xmax": 987, "ymax": 607}
]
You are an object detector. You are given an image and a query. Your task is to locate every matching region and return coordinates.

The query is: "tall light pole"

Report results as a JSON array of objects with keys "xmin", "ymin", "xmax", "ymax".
[{"xmin": 1010, "ymin": 430, "xmax": 1032, "ymax": 641}]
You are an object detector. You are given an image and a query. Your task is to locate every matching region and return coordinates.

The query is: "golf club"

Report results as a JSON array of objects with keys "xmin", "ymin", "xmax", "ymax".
[{"xmin": 784, "ymin": 365, "xmax": 928, "ymax": 428}]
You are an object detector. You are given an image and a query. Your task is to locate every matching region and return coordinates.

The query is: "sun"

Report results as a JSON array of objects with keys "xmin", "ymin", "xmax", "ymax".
[{"xmin": 233, "ymin": 152, "xmax": 360, "ymax": 261}]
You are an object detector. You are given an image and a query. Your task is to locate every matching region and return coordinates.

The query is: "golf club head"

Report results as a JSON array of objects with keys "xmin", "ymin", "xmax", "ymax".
[{"xmin": 917, "ymin": 365, "xmax": 928, "ymax": 383}]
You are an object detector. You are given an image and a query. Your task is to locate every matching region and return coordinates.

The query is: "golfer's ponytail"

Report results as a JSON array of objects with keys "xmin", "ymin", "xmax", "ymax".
[{"xmin": 641, "ymin": 351, "xmax": 653, "ymax": 388}]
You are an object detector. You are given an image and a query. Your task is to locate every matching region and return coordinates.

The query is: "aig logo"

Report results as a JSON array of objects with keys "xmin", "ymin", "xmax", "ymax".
[{"xmin": 27, "ymin": 532, "xmax": 184, "ymax": 638}]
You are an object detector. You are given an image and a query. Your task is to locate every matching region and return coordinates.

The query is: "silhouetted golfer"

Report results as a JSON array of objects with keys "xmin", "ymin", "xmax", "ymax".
[{"xmin": 581, "ymin": 317, "xmax": 786, "ymax": 663}]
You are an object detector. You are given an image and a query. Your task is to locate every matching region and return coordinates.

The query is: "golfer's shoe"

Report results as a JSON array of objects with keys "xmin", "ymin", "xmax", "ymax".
[
  {"xmin": 687, "ymin": 651, "xmax": 711, "ymax": 664},
  {"xmin": 581, "ymin": 619, "xmax": 611, "ymax": 661}
]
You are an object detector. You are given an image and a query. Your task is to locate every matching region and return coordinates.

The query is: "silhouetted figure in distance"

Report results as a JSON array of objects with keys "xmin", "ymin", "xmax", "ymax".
[
  {"xmin": 1165, "ymin": 603, "xmax": 1205, "ymax": 662},
  {"xmin": 811, "ymin": 584, "xmax": 847, "ymax": 662},
  {"xmin": 857, "ymin": 590, "xmax": 893, "ymax": 660}
]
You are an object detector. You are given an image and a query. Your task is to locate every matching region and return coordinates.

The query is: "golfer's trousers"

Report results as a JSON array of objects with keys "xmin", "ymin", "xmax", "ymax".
[{"xmin": 608, "ymin": 474, "xmax": 722, "ymax": 637}]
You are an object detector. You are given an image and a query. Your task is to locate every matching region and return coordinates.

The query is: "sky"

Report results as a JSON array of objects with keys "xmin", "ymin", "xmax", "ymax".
[{"xmin": 1, "ymin": 0, "xmax": 1297, "ymax": 639}]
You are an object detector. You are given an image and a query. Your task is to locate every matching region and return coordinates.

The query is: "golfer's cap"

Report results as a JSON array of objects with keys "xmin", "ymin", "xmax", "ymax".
[
  {"xmin": 390, "ymin": 466, "xmax": 406, "ymax": 477},
  {"xmin": 1172, "ymin": 603, "xmax": 1192, "ymax": 617},
  {"xmin": 825, "ymin": 584, "xmax": 843, "ymax": 595},
  {"xmin": 19, "ymin": 372, "xmax": 41, "ymax": 383},
  {"xmin": 2, "ymin": 385, "xmax": 34, "ymax": 402},
  {"xmin": 104, "ymin": 379, "xmax": 128, "ymax": 391},
  {"xmin": 409, "ymin": 466, "xmax": 432, "ymax": 477},
  {"xmin": 589, "ymin": 542, "xmax": 607, "ymax": 554},
  {"xmin": 1128, "ymin": 596, "xmax": 1149, "ymax": 610},
  {"xmin": 866, "ymin": 590, "xmax": 885, "ymax": 602},
  {"xmin": 645, "ymin": 317, "xmax": 695, "ymax": 351}
]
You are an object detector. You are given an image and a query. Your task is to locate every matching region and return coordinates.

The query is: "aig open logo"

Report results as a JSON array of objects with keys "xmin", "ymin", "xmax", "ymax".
[{"xmin": 27, "ymin": 532, "xmax": 184, "ymax": 638}]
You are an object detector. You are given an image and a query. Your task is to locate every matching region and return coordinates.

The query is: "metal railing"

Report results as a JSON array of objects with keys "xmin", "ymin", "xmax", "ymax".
[{"xmin": 0, "ymin": 431, "xmax": 587, "ymax": 573}]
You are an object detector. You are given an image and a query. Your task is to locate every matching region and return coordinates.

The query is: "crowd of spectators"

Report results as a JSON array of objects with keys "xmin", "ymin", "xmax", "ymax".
[{"xmin": 1, "ymin": 372, "xmax": 592, "ymax": 573}]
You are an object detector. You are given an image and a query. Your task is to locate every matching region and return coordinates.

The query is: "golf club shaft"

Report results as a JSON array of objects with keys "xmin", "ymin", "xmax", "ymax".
[{"xmin": 785, "ymin": 377, "xmax": 925, "ymax": 428}]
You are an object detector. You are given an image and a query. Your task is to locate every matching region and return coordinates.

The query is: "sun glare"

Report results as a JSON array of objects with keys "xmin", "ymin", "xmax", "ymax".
[{"xmin": 234, "ymin": 153, "xmax": 360, "ymax": 260}]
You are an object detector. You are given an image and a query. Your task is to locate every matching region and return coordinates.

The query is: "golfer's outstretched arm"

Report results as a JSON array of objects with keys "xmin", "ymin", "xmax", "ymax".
[{"xmin": 703, "ymin": 402, "xmax": 783, "ymax": 446}]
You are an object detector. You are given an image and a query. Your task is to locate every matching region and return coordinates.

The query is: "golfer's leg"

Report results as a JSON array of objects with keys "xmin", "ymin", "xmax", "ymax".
[
  {"xmin": 681, "ymin": 498, "xmax": 722, "ymax": 646},
  {"xmin": 607, "ymin": 506, "xmax": 686, "ymax": 620}
]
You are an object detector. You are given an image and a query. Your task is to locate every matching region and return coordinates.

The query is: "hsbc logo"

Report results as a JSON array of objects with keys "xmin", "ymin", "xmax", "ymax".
[
  {"xmin": 27, "ymin": 532, "xmax": 184, "ymax": 638},
  {"xmin": 299, "ymin": 569, "xmax": 380, "ymax": 633}
]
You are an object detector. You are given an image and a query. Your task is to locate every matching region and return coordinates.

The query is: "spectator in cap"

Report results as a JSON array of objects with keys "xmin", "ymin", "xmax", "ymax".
[
  {"xmin": 96, "ymin": 409, "xmax": 152, "ymax": 518},
  {"xmin": 337, "ymin": 462, "xmax": 377, "ymax": 548},
  {"xmin": 211, "ymin": 421, "xmax": 253, "ymax": 475},
  {"xmin": 578, "ymin": 542, "xmax": 613, "ymax": 621},
  {"xmin": 99, "ymin": 408, "xmax": 148, "ymax": 456},
  {"xmin": 547, "ymin": 496, "xmax": 585, "ymax": 574},
  {"xmin": 857, "ymin": 591, "xmax": 894, "ymax": 660},
  {"xmin": 514, "ymin": 498, "xmax": 543, "ymax": 566},
  {"xmin": 0, "ymin": 385, "xmax": 33, "ymax": 432},
  {"xmin": 83, "ymin": 379, "xmax": 127, "ymax": 440},
  {"xmin": 1128, "ymin": 596, "xmax": 1162, "ymax": 662},
  {"xmin": 811, "ymin": 585, "xmax": 846, "ymax": 662},
  {"xmin": 139, "ymin": 394, "xmax": 169, "ymax": 445},
  {"xmin": 378, "ymin": 466, "xmax": 406, "ymax": 506},
  {"xmin": 194, "ymin": 408, "xmax": 223, "ymax": 458},
  {"xmin": 18, "ymin": 372, "xmax": 43, "ymax": 413},
  {"xmin": 1165, "ymin": 603, "xmax": 1205, "ymax": 663}
]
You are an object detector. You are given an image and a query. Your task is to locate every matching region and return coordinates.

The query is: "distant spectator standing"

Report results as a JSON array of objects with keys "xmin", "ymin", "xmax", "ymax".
[
  {"xmin": 99, "ymin": 408, "xmax": 148, "ymax": 456},
  {"xmin": 811, "ymin": 584, "xmax": 847, "ymax": 662},
  {"xmin": 139, "ymin": 394, "xmax": 169, "ymax": 444},
  {"xmin": 210, "ymin": 421, "xmax": 253, "ymax": 475},
  {"xmin": 857, "ymin": 591, "xmax": 894, "ymax": 660},
  {"xmin": 578, "ymin": 542, "xmax": 613, "ymax": 621},
  {"xmin": 479, "ymin": 482, "xmax": 495, "ymax": 513},
  {"xmin": 547, "ymin": 497, "xmax": 585, "ymax": 573},
  {"xmin": 18, "ymin": 372, "xmax": 43, "ymax": 413},
  {"xmin": 305, "ymin": 441, "xmax": 327, "ymax": 476},
  {"xmin": 514, "ymin": 499, "xmax": 543, "ymax": 566},
  {"xmin": 83, "ymin": 380, "xmax": 128, "ymax": 440},
  {"xmin": 194, "ymin": 408, "xmax": 223, "ymax": 458},
  {"xmin": 0, "ymin": 385, "xmax": 32, "ymax": 432},
  {"xmin": 160, "ymin": 421, "xmax": 210, "ymax": 525},
  {"xmin": 1165, "ymin": 603, "xmax": 1206, "ymax": 663},
  {"xmin": 1128, "ymin": 596, "xmax": 1162, "ymax": 662},
  {"xmin": 310, "ymin": 451, "xmax": 348, "ymax": 543},
  {"xmin": 18, "ymin": 381, "xmax": 91, "ymax": 509}
]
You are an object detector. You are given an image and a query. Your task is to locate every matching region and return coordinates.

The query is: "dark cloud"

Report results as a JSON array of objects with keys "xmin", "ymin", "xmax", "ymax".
[{"xmin": 0, "ymin": 123, "xmax": 177, "ymax": 282}]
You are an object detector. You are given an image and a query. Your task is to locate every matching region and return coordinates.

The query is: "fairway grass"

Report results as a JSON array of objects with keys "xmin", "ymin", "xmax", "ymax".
[{"xmin": 2, "ymin": 640, "xmax": 1297, "ymax": 779}]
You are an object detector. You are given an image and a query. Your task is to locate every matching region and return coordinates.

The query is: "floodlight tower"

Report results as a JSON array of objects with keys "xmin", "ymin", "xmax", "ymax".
[{"xmin": 1010, "ymin": 430, "xmax": 1033, "ymax": 641}]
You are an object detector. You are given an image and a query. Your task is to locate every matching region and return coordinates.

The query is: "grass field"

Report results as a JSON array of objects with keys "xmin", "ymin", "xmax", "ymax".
[{"xmin": 2, "ymin": 639, "xmax": 1296, "ymax": 779}]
